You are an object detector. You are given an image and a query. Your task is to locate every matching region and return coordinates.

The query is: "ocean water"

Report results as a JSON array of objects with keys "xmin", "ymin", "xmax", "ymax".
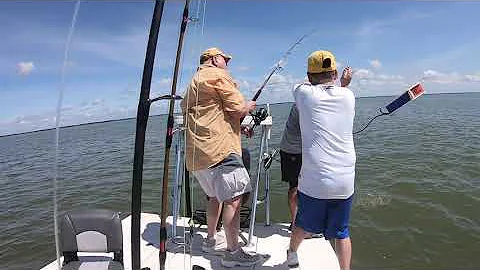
[{"xmin": 1, "ymin": 93, "xmax": 479, "ymax": 270}]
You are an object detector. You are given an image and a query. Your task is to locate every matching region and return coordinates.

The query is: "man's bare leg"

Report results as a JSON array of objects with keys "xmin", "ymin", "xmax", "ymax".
[
  {"xmin": 222, "ymin": 195, "xmax": 242, "ymax": 251},
  {"xmin": 206, "ymin": 196, "xmax": 222, "ymax": 238},
  {"xmin": 335, "ymin": 237, "xmax": 351, "ymax": 270},
  {"xmin": 288, "ymin": 187, "xmax": 298, "ymax": 227},
  {"xmin": 330, "ymin": 238, "xmax": 352, "ymax": 270},
  {"xmin": 289, "ymin": 225, "xmax": 310, "ymax": 252}
]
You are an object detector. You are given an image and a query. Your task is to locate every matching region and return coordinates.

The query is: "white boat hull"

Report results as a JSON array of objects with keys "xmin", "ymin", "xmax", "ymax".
[{"xmin": 41, "ymin": 213, "xmax": 339, "ymax": 270}]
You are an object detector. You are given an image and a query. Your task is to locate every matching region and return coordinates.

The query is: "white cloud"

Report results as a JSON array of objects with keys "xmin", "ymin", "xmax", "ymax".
[
  {"xmin": 354, "ymin": 69, "xmax": 372, "ymax": 79},
  {"xmin": 422, "ymin": 69, "xmax": 443, "ymax": 80},
  {"xmin": 2, "ymin": 17, "xmax": 181, "ymax": 77},
  {"xmin": 369, "ymin": 59, "xmax": 382, "ymax": 69},
  {"xmin": 0, "ymin": 98, "xmax": 139, "ymax": 136},
  {"xmin": 353, "ymin": 68, "xmax": 404, "ymax": 84},
  {"xmin": 349, "ymin": 68, "xmax": 407, "ymax": 96},
  {"xmin": 17, "ymin": 61, "xmax": 35, "ymax": 75},
  {"xmin": 349, "ymin": 68, "xmax": 480, "ymax": 97},
  {"xmin": 421, "ymin": 69, "xmax": 480, "ymax": 84},
  {"xmin": 377, "ymin": 74, "xmax": 403, "ymax": 81},
  {"xmin": 465, "ymin": 74, "xmax": 480, "ymax": 82}
]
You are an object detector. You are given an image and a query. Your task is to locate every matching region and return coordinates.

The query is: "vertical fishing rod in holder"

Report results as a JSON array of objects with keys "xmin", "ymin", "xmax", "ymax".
[
  {"xmin": 244, "ymin": 105, "xmax": 273, "ymax": 245},
  {"xmin": 159, "ymin": 1, "xmax": 190, "ymax": 269},
  {"xmin": 131, "ymin": 1, "xmax": 166, "ymax": 269},
  {"xmin": 131, "ymin": 0, "xmax": 190, "ymax": 267}
]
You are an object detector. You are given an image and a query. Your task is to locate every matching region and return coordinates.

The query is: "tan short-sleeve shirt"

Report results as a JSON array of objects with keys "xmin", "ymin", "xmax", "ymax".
[{"xmin": 181, "ymin": 64, "xmax": 245, "ymax": 171}]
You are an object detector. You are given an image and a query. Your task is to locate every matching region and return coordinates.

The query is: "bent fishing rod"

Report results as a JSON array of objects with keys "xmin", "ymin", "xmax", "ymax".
[
  {"xmin": 251, "ymin": 32, "xmax": 313, "ymax": 101},
  {"xmin": 243, "ymin": 32, "xmax": 315, "ymax": 134},
  {"xmin": 130, "ymin": 0, "xmax": 191, "ymax": 269},
  {"xmin": 159, "ymin": 0, "xmax": 191, "ymax": 269}
]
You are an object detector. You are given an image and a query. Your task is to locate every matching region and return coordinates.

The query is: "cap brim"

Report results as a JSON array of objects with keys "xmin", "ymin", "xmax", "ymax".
[{"xmin": 220, "ymin": 53, "xmax": 232, "ymax": 60}]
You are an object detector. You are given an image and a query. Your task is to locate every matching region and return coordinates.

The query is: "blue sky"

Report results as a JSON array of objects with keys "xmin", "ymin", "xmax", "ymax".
[{"xmin": 1, "ymin": 0, "xmax": 479, "ymax": 136}]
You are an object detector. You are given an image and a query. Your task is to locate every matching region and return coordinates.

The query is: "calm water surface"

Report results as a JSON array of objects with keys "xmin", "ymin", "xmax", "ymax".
[{"xmin": 1, "ymin": 93, "xmax": 479, "ymax": 270}]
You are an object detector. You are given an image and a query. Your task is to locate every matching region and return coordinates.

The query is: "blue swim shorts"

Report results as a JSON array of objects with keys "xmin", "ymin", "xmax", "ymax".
[{"xmin": 295, "ymin": 191, "xmax": 353, "ymax": 240}]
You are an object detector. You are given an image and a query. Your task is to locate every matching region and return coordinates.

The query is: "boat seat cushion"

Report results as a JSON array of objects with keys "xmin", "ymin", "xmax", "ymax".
[
  {"xmin": 60, "ymin": 209, "xmax": 122, "ymax": 253},
  {"xmin": 61, "ymin": 260, "xmax": 124, "ymax": 270}
]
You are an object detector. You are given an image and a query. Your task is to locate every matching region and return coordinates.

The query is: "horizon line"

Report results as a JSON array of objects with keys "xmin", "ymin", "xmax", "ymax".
[{"xmin": 0, "ymin": 91, "xmax": 477, "ymax": 138}]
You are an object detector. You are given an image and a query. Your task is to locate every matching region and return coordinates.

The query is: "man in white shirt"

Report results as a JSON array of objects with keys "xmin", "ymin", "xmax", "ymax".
[
  {"xmin": 279, "ymin": 68, "xmax": 352, "ymax": 232},
  {"xmin": 286, "ymin": 50, "xmax": 355, "ymax": 270}
]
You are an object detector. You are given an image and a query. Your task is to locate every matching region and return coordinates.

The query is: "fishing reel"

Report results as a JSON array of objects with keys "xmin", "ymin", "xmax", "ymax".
[
  {"xmin": 251, "ymin": 108, "xmax": 268, "ymax": 126},
  {"xmin": 263, "ymin": 148, "xmax": 280, "ymax": 170},
  {"xmin": 242, "ymin": 108, "xmax": 269, "ymax": 137}
]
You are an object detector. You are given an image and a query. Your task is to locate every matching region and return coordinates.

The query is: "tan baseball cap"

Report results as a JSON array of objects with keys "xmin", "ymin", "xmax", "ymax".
[
  {"xmin": 307, "ymin": 50, "xmax": 336, "ymax": 73},
  {"xmin": 200, "ymin": 47, "xmax": 232, "ymax": 63}
]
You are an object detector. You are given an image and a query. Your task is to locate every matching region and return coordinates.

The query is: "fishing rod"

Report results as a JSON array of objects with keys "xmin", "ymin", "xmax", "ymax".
[
  {"xmin": 159, "ymin": 0, "xmax": 191, "ymax": 269},
  {"xmin": 252, "ymin": 31, "xmax": 313, "ymax": 101},
  {"xmin": 131, "ymin": 1, "xmax": 165, "ymax": 269},
  {"xmin": 243, "ymin": 32, "xmax": 314, "ymax": 135}
]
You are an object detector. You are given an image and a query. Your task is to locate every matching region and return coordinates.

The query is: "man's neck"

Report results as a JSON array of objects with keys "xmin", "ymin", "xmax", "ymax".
[{"xmin": 310, "ymin": 80, "xmax": 334, "ymax": 86}]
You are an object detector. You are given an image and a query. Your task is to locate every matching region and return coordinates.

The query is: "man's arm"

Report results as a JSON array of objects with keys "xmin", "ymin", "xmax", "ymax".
[
  {"xmin": 213, "ymin": 75, "xmax": 255, "ymax": 121},
  {"xmin": 231, "ymin": 100, "xmax": 256, "ymax": 122}
]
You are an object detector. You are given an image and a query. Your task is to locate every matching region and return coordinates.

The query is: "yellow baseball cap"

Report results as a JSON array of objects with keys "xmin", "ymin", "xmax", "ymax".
[
  {"xmin": 307, "ymin": 50, "xmax": 337, "ymax": 73},
  {"xmin": 200, "ymin": 47, "xmax": 232, "ymax": 63}
]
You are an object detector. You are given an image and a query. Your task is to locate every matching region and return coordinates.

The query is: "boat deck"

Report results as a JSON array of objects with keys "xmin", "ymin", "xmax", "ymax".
[{"xmin": 41, "ymin": 213, "xmax": 339, "ymax": 270}]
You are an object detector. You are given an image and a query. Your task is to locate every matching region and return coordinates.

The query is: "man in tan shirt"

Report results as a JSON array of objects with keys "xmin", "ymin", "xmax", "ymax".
[{"xmin": 182, "ymin": 48, "xmax": 260, "ymax": 267}]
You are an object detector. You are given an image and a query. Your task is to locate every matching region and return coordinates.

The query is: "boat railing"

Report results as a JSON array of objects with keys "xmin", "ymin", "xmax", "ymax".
[
  {"xmin": 169, "ymin": 104, "xmax": 274, "ymax": 247},
  {"xmin": 246, "ymin": 104, "xmax": 273, "ymax": 245},
  {"xmin": 172, "ymin": 114, "xmax": 186, "ymax": 242}
]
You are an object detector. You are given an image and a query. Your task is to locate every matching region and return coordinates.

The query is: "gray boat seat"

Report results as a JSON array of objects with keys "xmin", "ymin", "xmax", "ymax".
[
  {"xmin": 60, "ymin": 209, "xmax": 123, "ymax": 270},
  {"xmin": 61, "ymin": 261, "xmax": 123, "ymax": 270}
]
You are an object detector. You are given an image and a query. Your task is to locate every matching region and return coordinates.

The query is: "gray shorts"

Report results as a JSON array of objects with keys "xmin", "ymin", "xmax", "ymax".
[{"xmin": 193, "ymin": 158, "xmax": 252, "ymax": 202}]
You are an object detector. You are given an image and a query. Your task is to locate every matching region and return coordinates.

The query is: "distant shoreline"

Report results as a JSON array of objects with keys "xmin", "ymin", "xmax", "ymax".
[{"xmin": 0, "ymin": 92, "xmax": 477, "ymax": 138}]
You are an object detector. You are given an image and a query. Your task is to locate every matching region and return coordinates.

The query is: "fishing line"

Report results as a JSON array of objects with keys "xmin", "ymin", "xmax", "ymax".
[
  {"xmin": 53, "ymin": 1, "xmax": 81, "ymax": 269},
  {"xmin": 353, "ymin": 108, "xmax": 389, "ymax": 135}
]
